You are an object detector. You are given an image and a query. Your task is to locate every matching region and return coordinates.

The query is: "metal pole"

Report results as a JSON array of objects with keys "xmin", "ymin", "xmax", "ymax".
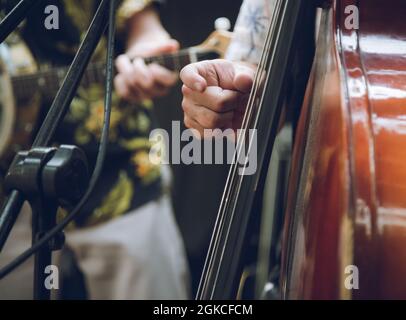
[
  {"xmin": 0, "ymin": 0, "xmax": 42, "ymax": 43},
  {"xmin": 0, "ymin": 0, "xmax": 109, "ymax": 254}
]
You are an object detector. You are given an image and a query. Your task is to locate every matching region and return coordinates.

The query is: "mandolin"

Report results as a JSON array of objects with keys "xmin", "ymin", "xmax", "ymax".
[
  {"xmin": 9, "ymin": 30, "xmax": 232, "ymax": 103},
  {"xmin": 0, "ymin": 23, "xmax": 232, "ymax": 167}
]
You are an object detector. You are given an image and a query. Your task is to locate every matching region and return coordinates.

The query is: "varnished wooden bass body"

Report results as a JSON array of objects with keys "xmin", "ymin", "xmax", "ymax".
[{"xmin": 281, "ymin": 0, "xmax": 406, "ymax": 299}]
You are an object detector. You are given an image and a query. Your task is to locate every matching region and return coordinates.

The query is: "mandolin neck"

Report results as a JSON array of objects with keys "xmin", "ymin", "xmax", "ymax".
[
  {"xmin": 143, "ymin": 47, "xmax": 220, "ymax": 71},
  {"xmin": 11, "ymin": 47, "xmax": 220, "ymax": 102}
]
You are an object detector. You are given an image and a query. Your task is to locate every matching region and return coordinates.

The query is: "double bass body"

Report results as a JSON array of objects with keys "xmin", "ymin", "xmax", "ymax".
[
  {"xmin": 198, "ymin": 0, "xmax": 406, "ymax": 300},
  {"xmin": 281, "ymin": 0, "xmax": 406, "ymax": 299}
]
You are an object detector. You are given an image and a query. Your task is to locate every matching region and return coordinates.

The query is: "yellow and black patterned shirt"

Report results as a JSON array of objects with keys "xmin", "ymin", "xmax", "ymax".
[{"xmin": 0, "ymin": 0, "xmax": 164, "ymax": 227}]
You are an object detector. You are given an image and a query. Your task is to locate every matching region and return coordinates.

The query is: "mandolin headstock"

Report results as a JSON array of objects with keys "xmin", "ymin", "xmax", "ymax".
[
  {"xmin": 143, "ymin": 18, "xmax": 233, "ymax": 72},
  {"xmin": 196, "ymin": 18, "xmax": 233, "ymax": 58}
]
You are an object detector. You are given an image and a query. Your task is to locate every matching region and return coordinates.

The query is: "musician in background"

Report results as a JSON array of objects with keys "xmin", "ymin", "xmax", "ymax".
[
  {"xmin": 180, "ymin": 0, "xmax": 275, "ymax": 135},
  {"xmin": 0, "ymin": 0, "xmax": 189, "ymax": 299}
]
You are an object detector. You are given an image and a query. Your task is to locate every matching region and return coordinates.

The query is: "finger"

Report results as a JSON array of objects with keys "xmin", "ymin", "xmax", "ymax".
[
  {"xmin": 146, "ymin": 83, "xmax": 170, "ymax": 98},
  {"xmin": 182, "ymin": 85, "xmax": 243, "ymax": 113},
  {"xmin": 127, "ymin": 39, "xmax": 180, "ymax": 58},
  {"xmin": 115, "ymin": 54, "xmax": 133, "ymax": 74},
  {"xmin": 114, "ymin": 74, "xmax": 140, "ymax": 102},
  {"xmin": 180, "ymin": 63, "xmax": 208, "ymax": 92},
  {"xmin": 114, "ymin": 74, "xmax": 129, "ymax": 98},
  {"xmin": 184, "ymin": 115, "xmax": 204, "ymax": 139},
  {"xmin": 118, "ymin": 59, "xmax": 157, "ymax": 100},
  {"xmin": 149, "ymin": 63, "xmax": 178, "ymax": 88},
  {"xmin": 233, "ymin": 65, "xmax": 256, "ymax": 93},
  {"xmin": 129, "ymin": 78, "xmax": 168, "ymax": 100},
  {"xmin": 118, "ymin": 63, "xmax": 171, "ymax": 99},
  {"xmin": 131, "ymin": 58, "xmax": 154, "ymax": 90},
  {"xmin": 181, "ymin": 59, "xmax": 244, "ymax": 92},
  {"xmin": 153, "ymin": 39, "xmax": 180, "ymax": 55},
  {"xmin": 116, "ymin": 55, "xmax": 150, "ymax": 99},
  {"xmin": 182, "ymin": 97, "xmax": 234, "ymax": 129}
]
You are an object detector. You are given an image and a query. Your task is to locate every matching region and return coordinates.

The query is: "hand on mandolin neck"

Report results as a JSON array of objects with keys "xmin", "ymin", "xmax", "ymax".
[{"xmin": 115, "ymin": 37, "xmax": 180, "ymax": 103}]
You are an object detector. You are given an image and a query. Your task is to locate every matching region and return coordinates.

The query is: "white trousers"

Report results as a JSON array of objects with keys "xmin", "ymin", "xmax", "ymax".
[
  {"xmin": 0, "ymin": 195, "xmax": 189, "ymax": 300},
  {"xmin": 66, "ymin": 194, "xmax": 189, "ymax": 299},
  {"xmin": 0, "ymin": 203, "xmax": 34, "ymax": 300}
]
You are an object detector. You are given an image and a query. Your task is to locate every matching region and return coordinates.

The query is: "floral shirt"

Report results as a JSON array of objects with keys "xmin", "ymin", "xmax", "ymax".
[
  {"xmin": 226, "ymin": 0, "xmax": 276, "ymax": 65},
  {"xmin": 0, "ymin": 0, "xmax": 163, "ymax": 227}
]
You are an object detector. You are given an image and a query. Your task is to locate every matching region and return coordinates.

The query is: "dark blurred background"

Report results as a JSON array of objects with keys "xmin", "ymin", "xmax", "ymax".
[{"xmin": 154, "ymin": 0, "xmax": 243, "ymax": 295}]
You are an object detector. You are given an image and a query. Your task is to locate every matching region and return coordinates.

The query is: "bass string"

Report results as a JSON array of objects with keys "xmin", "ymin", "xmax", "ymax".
[
  {"xmin": 217, "ymin": 0, "xmax": 300, "ymax": 295},
  {"xmin": 213, "ymin": 13, "xmax": 282, "ymax": 297},
  {"xmin": 220, "ymin": 0, "xmax": 297, "ymax": 276},
  {"xmin": 206, "ymin": 0, "xmax": 281, "ymax": 272},
  {"xmin": 200, "ymin": 0, "xmax": 284, "ymax": 298},
  {"xmin": 219, "ymin": 0, "xmax": 283, "ymax": 217}
]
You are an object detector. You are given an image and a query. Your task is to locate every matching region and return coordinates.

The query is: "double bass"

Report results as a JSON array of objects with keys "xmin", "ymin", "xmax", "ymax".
[{"xmin": 198, "ymin": 0, "xmax": 406, "ymax": 300}]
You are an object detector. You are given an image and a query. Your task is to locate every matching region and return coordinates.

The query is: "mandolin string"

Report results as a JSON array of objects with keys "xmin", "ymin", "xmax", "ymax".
[
  {"xmin": 11, "ymin": 53, "xmax": 202, "ymax": 104},
  {"xmin": 10, "ymin": 49, "xmax": 201, "ymax": 89},
  {"xmin": 199, "ymin": 0, "xmax": 283, "ymax": 298}
]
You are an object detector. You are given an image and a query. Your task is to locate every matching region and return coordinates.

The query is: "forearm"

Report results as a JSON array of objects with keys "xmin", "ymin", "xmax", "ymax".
[
  {"xmin": 114, "ymin": 2, "xmax": 179, "ymax": 103},
  {"xmin": 125, "ymin": 5, "xmax": 169, "ymax": 49}
]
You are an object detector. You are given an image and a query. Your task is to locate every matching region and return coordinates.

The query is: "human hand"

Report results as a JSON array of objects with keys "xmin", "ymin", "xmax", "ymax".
[
  {"xmin": 180, "ymin": 59, "xmax": 256, "ymax": 138},
  {"xmin": 114, "ymin": 35, "xmax": 179, "ymax": 102}
]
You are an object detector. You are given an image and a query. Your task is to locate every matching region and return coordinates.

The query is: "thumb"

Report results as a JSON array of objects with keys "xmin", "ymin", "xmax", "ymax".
[
  {"xmin": 180, "ymin": 63, "xmax": 208, "ymax": 92},
  {"xmin": 128, "ymin": 39, "xmax": 180, "ymax": 58},
  {"xmin": 233, "ymin": 65, "xmax": 255, "ymax": 93},
  {"xmin": 155, "ymin": 39, "xmax": 180, "ymax": 54}
]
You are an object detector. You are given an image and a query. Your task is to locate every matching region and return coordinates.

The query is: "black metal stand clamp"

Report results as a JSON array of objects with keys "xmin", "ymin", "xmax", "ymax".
[
  {"xmin": 0, "ymin": 0, "xmax": 115, "ymax": 300},
  {"xmin": 4, "ymin": 145, "xmax": 89, "ymax": 300}
]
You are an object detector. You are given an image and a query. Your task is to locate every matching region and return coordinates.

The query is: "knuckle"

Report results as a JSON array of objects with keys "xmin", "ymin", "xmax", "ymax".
[
  {"xmin": 181, "ymin": 85, "xmax": 192, "ymax": 97},
  {"xmin": 115, "ymin": 55, "xmax": 125, "ymax": 67},
  {"xmin": 113, "ymin": 76, "xmax": 121, "ymax": 89},
  {"xmin": 184, "ymin": 116, "xmax": 191, "ymax": 129},
  {"xmin": 195, "ymin": 130, "xmax": 204, "ymax": 140},
  {"xmin": 214, "ymin": 97, "xmax": 228, "ymax": 112},
  {"xmin": 129, "ymin": 78, "xmax": 139, "ymax": 90},
  {"xmin": 119, "ymin": 88, "xmax": 129, "ymax": 99},
  {"xmin": 204, "ymin": 114, "xmax": 221, "ymax": 129},
  {"xmin": 179, "ymin": 67, "xmax": 187, "ymax": 80},
  {"xmin": 180, "ymin": 65, "xmax": 192, "ymax": 80},
  {"xmin": 181, "ymin": 98, "xmax": 190, "ymax": 113},
  {"xmin": 139, "ymin": 81, "xmax": 152, "ymax": 91}
]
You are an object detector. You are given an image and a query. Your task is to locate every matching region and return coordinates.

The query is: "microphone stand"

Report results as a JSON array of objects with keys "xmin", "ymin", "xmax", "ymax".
[
  {"xmin": 0, "ymin": 0, "xmax": 114, "ymax": 300},
  {"xmin": 0, "ymin": 0, "xmax": 43, "ymax": 43}
]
